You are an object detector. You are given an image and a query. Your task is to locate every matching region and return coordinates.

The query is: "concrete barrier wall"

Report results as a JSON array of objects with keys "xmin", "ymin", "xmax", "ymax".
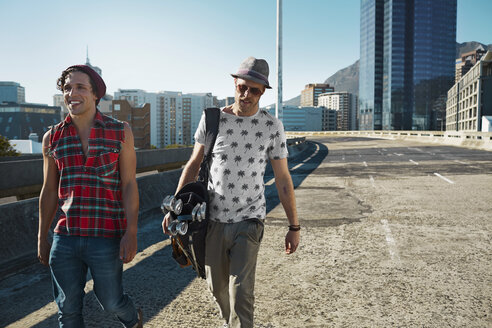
[
  {"xmin": 0, "ymin": 168, "xmax": 183, "ymax": 277},
  {"xmin": 0, "ymin": 147, "xmax": 193, "ymax": 198},
  {"xmin": 0, "ymin": 141, "xmax": 305, "ymax": 277},
  {"xmin": 287, "ymin": 131, "xmax": 492, "ymax": 152}
]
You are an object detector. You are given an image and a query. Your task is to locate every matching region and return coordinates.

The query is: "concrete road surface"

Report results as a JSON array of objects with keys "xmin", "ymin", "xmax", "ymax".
[{"xmin": 1, "ymin": 136, "xmax": 491, "ymax": 327}]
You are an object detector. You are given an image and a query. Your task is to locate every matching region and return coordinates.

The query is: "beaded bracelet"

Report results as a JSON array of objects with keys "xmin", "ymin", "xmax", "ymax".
[{"xmin": 288, "ymin": 225, "xmax": 301, "ymax": 231}]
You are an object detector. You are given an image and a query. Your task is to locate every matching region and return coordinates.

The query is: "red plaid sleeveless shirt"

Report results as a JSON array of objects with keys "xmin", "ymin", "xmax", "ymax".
[{"xmin": 48, "ymin": 111, "xmax": 127, "ymax": 238}]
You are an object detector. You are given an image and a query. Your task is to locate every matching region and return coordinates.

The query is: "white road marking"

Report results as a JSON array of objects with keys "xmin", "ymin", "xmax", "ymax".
[
  {"xmin": 302, "ymin": 143, "xmax": 320, "ymax": 163},
  {"xmin": 380, "ymin": 219, "xmax": 401, "ymax": 264},
  {"xmin": 434, "ymin": 173, "xmax": 454, "ymax": 184},
  {"xmin": 363, "ymin": 161, "xmax": 368, "ymax": 167},
  {"xmin": 454, "ymin": 160, "xmax": 467, "ymax": 165},
  {"xmin": 409, "ymin": 159, "xmax": 419, "ymax": 165},
  {"xmin": 291, "ymin": 163, "xmax": 303, "ymax": 170},
  {"xmin": 407, "ymin": 147, "xmax": 423, "ymax": 152},
  {"xmin": 394, "ymin": 153, "xmax": 404, "ymax": 156}
]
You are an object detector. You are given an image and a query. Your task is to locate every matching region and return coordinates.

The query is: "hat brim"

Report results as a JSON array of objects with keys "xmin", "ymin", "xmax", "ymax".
[{"xmin": 231, "ymin": 74, "xmax": 272, "ymax": 89}]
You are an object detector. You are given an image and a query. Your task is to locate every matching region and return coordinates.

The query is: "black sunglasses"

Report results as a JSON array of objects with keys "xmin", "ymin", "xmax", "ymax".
[{"xmin": 236, "ymin": 84, "xmax": 263, "ymax": 96}]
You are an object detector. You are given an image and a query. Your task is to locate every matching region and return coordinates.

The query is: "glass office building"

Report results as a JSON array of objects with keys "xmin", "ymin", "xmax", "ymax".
[{"xmin": 359, "ymin": 0, "xmax": 456, "ymax": 130}]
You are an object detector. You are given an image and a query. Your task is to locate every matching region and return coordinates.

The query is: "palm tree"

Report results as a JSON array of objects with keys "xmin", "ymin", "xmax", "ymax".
[
  {"xmin": 221, "ymin": 154, "xmax": 228, "ymax": 163},
  {"xmin": 227, "ymin": 182, "xmax": 235, "ymax": 190},
  {"xmin": 281, "ymin": 141, "xmax": 286, "ymax": 148},
  {"xmin": 219, "ymin": 195, "xmax": 226, "ymax": 201},
  {"xmin": 220, "ymin": 117, "xmax": 228, "ymax": 124},
  {"xmin": 246, "ymin": 197, "xmax": 253, "ymax": 203},
  {"xmin": 240, "ymin": 130, "xmax": 249, "ymax": 139},
  {"xmin": 231, "ymin": 141, "xmax": 239, "ymax": 152},
  {"xmin": 258, "ymin": 145, "xmax": 265, "ymax": 152},
  {"xmin": 247, "ymin": 157, "xmax": 255, "ymax": 167},
  {"xmin": 266, "ymin": 120, "xmax": 274, "ymax": 130},
  {"xmin": 223, "ymin": 208, "xmax": 230, "ymax": 215},
  {"xmin": 232, "ymin": 196, "xmax": 240, "ymax": 205},
  {"xmin": 251, "ymin": 171, "xmax": 258, "ymax": 178},
  {"xmin": 235, "ymin": 118, "xmax": 244, "ymax": 126},
  {"xmin": 269, "ymin": 133, "xmax": 276, "ymax": 141},
  {"xmin": 224, "ymin": 168, "xmax": 231, "ymax": 178},
  {"xmin": 241, "ymin": 184, "xmax": 249, "ymax": 193},
  {"xmin": 237, "ymin": 170, "xmax": 245, "ymax": 180},
  {"xmin": 249, "ymin": 206, "xmax": 256, "ymax": 212},
  {"xmin": 251, "ymin": 118, "xmax": 259, "ymax": 128},
  {"xmin": 245, "ymin": 143, "xmax": 252, "ymax": 151},
  {"xmin": 254, "ymin": 184, "xmax": 260, "ymax": 191},
  {"xmin": 226, "ymin": 129, "xmax": 234, "ymax": 137},
  {"xmin": 255, "ymin": 131, "xmax": 263, "ymax": 140},
  {"xmin": 234, "ymin": 155, "xmax": 242, "ymax": 165}
]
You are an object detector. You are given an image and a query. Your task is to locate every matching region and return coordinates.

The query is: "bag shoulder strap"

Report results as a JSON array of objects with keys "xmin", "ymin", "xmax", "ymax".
[
  {"xmin": 198, "ymin": 107, "xmax": 220, "ymax": 182},
  {"xmin": 203, "ymin": 107, "xmax": 220, "ymax": 160}
]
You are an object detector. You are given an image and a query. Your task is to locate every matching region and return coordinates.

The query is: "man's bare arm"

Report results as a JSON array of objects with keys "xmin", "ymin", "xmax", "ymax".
[
  {"xmin": 271, "ymin": 157, "xmax": 300, "ymax": 254},
  {"xmin": 38, "ymin": 131, "xmax": 59, "ymax": 266},
  {"xmin": 119, "ymin": 123, "xmax": 139, "ymax": 263}
]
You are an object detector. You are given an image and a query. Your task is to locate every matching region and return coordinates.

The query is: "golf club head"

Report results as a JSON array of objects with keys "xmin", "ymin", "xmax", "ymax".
[
  {"xmin": 191, "ymin": 203, "xmax": 200, "ymax": 221},
  {"xmin": 168, "ymin": 220, "xmax": 179, "ymax": 236},
  {"xmin": 199, "ymin": 203, "xmax": 207, "ymax": 222},
  {"xmin": 177, "ymin": 221, "xmax": 188, "ymax": 235}
]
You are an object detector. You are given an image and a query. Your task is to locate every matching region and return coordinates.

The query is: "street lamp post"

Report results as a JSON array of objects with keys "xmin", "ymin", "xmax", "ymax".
[{"xmin": 276, "ymin": 0, "xmax": 283, "ymax": 121}]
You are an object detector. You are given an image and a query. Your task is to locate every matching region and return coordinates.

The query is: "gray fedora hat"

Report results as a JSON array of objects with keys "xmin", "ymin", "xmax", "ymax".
[{"xmin": 231, "ymin": 56, "xmax": 272, "ymax": 89}]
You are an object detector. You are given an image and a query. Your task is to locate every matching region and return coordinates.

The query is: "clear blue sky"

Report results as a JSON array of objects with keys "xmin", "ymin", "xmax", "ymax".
[{"xmin": 1, "ymin": 0, "xmax": 491, "ymax": 108}]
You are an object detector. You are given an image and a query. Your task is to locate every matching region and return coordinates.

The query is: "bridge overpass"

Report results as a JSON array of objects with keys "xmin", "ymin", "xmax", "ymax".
[{"xmin": 0, "ymin": 135, "xmax": 491, "ymax": 327}]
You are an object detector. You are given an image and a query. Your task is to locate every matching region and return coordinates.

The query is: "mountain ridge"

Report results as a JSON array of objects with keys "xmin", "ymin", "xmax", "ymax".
[{"xmin": 269, "ymin": 41, "xmax": 491, "ymax": 108}]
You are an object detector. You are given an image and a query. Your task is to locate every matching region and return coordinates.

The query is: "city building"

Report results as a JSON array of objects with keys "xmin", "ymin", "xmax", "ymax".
[
  {"xmin": 318, "ymin": 91, "xmax": 358, "ymax": 131},
  {"xmin": 111, "ymin": 100, "xmax": 151, "ymax": 149},
  {"xmin": 359, "ymin": 0, "xmax": 457, "ymax": 131},
  {"xmin": 115, "ymin": 89, "xmax": 213, "ymax": 148},
  {"xmin": 0, "ymin": 82, "xmax": 25, "ymax": 104},
  {"xmin": 455, "ymin": 47, "xmax": 487, "ymax": 83},
  {"xmin": 266, "ymin": 106, "xmax": 326, "ymax": 131},
  {"xmin": 300, "ymin": 83, "xmax": 334, "ymax": 107},
  {"xmin": 446, "ymin": 51, "xmax": 492, "ymax": 132},
  {"xmin": 0, "ymin": 102, "xmax": 61, "ymax": 140},
  {"xmin": 9, "ymin": 133, "xmax": 43, "ymax": 154}
]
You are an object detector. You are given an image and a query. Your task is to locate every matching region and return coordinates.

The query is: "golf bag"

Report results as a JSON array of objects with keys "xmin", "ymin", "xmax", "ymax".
[{"xmin": 166, "ymin": 107, "xmax": 220, "ymax": 279}]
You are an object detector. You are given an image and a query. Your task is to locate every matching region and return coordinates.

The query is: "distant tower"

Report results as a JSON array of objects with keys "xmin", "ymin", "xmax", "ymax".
[{"xmin": 85, "ymin": 46, "xmax": 102, "ymax": 76}]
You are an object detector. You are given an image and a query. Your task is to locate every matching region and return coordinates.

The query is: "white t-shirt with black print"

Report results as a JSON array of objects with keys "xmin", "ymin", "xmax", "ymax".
[{"xmin": 195, "ymin": 108, "xmax": 288, "ymax": 223}]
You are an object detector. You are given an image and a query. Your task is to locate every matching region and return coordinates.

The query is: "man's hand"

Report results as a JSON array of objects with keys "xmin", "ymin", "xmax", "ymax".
[
  {"xmin": 119, "ymin": 231, "xmax": 138, "ymax": 263},
  {"xmin": 162, "ymin": 212, "xmax": 172, "ymax": 236},
  {"xmin": 37, "ymin": 238, "xmax": 51, "ymax": 266},
  {"xmin": 285, "ymin": 230, "xmax": 300, "ymax": 254}
]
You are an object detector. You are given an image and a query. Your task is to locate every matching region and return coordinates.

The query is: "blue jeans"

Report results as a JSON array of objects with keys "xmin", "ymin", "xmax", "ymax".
[{"xmin": 49, "ymin": 234, "xmax": 138, "ymax": 328}]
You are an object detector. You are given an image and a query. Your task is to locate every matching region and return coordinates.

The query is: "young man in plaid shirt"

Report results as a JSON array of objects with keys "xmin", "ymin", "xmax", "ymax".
[{"xmin": 38, "ymin": 65, "xmax": 142, "ymax": 327}]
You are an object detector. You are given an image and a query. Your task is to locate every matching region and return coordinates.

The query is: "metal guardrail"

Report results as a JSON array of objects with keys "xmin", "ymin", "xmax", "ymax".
[{"xmin": 287, "ymin": 131, "xmax": 492, "ymax": 151}]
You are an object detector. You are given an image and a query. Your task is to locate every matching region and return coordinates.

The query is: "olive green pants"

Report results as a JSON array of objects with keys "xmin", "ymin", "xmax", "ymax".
[{"xmin": 205, "ymin": 219, "xmax": 264, "ymax": 328}]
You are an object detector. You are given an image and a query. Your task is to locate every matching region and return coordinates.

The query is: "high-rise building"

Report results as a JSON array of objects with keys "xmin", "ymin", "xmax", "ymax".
[
  {"xmin": 111, "ymin": 100, "xmax": 151, "ymax": 149},
  {"xmin": 359, "ymin": 0, "xmax": 457, "ymax": 131},
  {"xmin": 0, "ymin": 103, "xmax": 61, "ymax": 140},
  {"xmin": 266, "ymin": 106, "xmax": 324, "ymax": 131},
  {"xmin": 114, "ymin": 89, "xmax": 213, "ymax": 148},
  {"xmin": 0, "ymin": 82, "xmax": 25, "ymax": 104},
  {"xmin": 300, "ymin": 83, "xmax": 334, "ymax": 107},
  {"xmin": 455, "ymin": 47, "xmax": 487, "ymax": 83},
  {"xmin": 446, "ymin": 51, "xmax": 492, "ymax": 132},
  {"xmin": 318, "ymin": 91, "xmax": 358, "ymax": 131}
]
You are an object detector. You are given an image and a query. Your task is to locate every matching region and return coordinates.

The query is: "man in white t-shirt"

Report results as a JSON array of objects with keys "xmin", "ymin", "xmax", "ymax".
[{"xmin": 163, "ymin": 56, "xmax": 300, "ymax": 328}]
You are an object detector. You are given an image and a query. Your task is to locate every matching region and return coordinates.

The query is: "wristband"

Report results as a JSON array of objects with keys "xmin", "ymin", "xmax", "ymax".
[{"xmin": 288, "ymin": 225, "xmax": 301, "ymax": 231}]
